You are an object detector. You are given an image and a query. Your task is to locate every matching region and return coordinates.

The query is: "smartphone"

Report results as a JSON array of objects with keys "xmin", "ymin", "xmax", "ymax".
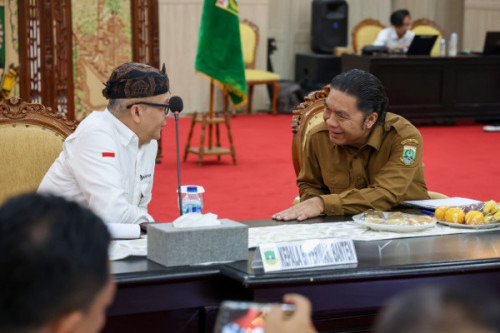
[{"xmin": 213, "ymin": 300, "xmax": 295, "ymax": 333}]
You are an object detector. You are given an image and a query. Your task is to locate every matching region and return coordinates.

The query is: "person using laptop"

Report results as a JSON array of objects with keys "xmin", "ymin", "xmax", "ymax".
[{"xmin": 373, "ymin": 9, "xmax": 415, "ymax": 53}]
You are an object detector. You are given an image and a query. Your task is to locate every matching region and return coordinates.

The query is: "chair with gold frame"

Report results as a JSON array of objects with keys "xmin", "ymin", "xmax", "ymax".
[
  {"xmin": 351, "ymin": 18, "xmax": 386, "ymax": 55},
  {"xmin": 239, "ymin": 19, "xmax": 280, "ymax": 115},
  {"xmin": 291, "ymin": 86, "xmax": 448, "ymax": 204},
  {"xmin": 0, "ymin": 97, "xmax": 78, "ymax": 205},
  {"xmin": 411, "ymin": 18, "xmax": 445, "ymax": 57}
]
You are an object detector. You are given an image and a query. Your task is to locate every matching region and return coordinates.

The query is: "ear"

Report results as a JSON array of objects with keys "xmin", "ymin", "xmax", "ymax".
[
  {"xmin": 50, "ymin": 311, "xmax": 83, "ymax": 333},
  {"xmin": 365, "ymin": 112, "xmax": 378, "ymax": 129},
  {"xmin": 129, "ymin": 105, "xmax": 142, "ymax": 124}
]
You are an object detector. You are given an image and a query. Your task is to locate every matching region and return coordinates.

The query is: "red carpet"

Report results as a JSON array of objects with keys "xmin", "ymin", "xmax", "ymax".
[{"xmin": 150, "ymin": 114, "xmax": 500, "ymax": 223}]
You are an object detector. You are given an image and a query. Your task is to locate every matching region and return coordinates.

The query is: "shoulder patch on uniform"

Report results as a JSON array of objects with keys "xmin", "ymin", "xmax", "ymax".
[
  {"xmin": 401, "ymin": 145, "xmax": 416, "ymax": 165},
  {"xmin": 401, "ymin": 138, "xmax": 419, "ymax": 145}
]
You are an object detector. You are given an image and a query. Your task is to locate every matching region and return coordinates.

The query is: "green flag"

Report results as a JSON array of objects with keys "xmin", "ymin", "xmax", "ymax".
[{"xmin": 195, "ymin": 0, "xmax": 247, "ymax": 107}]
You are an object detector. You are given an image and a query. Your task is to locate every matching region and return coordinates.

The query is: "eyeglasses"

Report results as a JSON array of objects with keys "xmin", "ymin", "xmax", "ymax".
[{"xmin": 126, "ymin": 102, "xmax": 170, "ymax": 115}]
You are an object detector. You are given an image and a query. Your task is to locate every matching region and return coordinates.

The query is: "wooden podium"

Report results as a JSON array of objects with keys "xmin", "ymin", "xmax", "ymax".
[{"xmin": 183, "ymin": 81, "xmax": 236, "ymax": 166}]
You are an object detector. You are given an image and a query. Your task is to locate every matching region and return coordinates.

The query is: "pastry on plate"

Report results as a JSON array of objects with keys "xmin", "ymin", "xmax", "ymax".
[
  {"xmin": 363, "ymin": 209, "xmax": 384, "ymax": 224},
  {"xmin": 385, "ymin": 212, "xmax": 408, "ymax": 225}
]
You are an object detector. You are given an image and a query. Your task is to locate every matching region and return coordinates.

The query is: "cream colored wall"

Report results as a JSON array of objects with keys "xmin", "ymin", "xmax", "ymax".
[
  {"xmin": 159, "ymin": 0, "xmax": 498, "ymax": 113},
  {"xmin": 464, "ymin": 0, "xmax": 500, "ymax": 52},
  {"xmin": 392, "ymin": 0, "xmax": 464, "ymax": 48},
  {"xmin": 158, "ymin": 0, "xmax": 269, "ymax": 114}
]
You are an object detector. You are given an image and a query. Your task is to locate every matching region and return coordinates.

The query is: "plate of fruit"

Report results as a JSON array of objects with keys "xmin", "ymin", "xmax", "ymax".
[
  {"xmin": 434, "ymin": 200, "xmax": 500, "ymax": 229},
  {"xmin": 353, "ymin": 210, "xmax": 436, "ymax": 232}
]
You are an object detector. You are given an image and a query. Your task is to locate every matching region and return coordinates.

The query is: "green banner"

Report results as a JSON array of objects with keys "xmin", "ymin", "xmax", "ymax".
[
  {"xmin": 195, "ymin": 0, "xmax": 247, "ymax": 107},
  {"xmin": 0, "ymin": 6, "xmax": 5, "ymax": 68}
]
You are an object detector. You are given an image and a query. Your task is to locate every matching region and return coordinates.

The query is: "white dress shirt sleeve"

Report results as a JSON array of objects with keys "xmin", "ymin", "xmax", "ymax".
[{"xmin": 68, "ymin": 126, "xmax": 155, "ymax": 224}]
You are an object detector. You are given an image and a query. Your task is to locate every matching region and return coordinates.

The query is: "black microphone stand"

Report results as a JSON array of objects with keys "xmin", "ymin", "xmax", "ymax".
[{"xmin": 174, "ymin": 111, "xmax": 183, "ymax": 216}]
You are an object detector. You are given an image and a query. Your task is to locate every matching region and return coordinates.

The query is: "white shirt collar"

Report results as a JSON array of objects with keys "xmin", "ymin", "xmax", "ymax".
[{"xmin": 103, "ymin": 108, "xmax": 139, "ymax": 147}]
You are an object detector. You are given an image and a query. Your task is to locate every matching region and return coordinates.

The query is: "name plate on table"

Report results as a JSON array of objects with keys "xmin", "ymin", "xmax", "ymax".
[{"xmin": 255, "ymin": 238, "xmax": 357, "ymax": 273}]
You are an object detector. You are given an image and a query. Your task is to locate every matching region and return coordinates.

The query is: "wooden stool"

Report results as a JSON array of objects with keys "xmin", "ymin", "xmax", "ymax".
[{"xmin": 183, "ymin": 81, "xmax": 236, "ymax": 166}]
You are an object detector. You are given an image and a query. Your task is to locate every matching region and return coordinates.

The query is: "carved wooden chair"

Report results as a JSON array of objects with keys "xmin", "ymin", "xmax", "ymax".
[
  {"xmin": 240, "ymin": 19, "xmax": 280, "ymax": 115},
  {"xmin": 351, "ymin": 18, "xmax": 386, "ymax": 54},
  {"xmin": 0, "ymin": 97, "xmax": 77, "ymax": 205},
  {"xmin": 411, "ymin": 18, "xmax": 445, "ymax": 57},
  {"xmin": 290, "ymin": 86, "xmax": 447, "ymax": 203}
]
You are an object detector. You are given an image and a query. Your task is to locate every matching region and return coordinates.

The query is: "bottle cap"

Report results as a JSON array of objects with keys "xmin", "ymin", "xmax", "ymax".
[{"xmin": 187, "ymin": 186, "xmax": 198, "ymax": 192}]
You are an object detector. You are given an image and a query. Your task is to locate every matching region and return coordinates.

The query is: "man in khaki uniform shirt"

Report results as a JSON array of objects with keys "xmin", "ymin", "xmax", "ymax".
[{"xmin": 273, "ymin": 69, "xmax": 429, "ymax": 221}]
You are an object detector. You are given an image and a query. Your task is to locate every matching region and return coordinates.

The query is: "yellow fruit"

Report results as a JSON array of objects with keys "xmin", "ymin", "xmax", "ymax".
[
  {"xmin": 484, "ymin": 214, "xmax": 495, "ymax": 224},
  {"xmin": 465, "ymin": 210, "xmax": 484, "ymax": 225},
  {"xmin": 494, "ymin": 211, "xmax": 500, "ymax": 222},
  {"xmin": 482, "ymin": 200, "xmax": 498, "ymax": 215},
  {"xmin": 434, "ymin": 206, "xmax": 450, "ymax": 221},
  {"xmin": 445, "ymin": 207, "xmax": 465, "ymax": 224}
]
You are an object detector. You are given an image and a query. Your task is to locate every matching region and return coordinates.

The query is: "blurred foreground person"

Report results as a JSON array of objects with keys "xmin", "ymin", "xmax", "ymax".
[
  {"xmin": 0, "ymin": 193, "xmax": 114, "ymax": 333},
  {"xmin": 264, "ymin": 294, "xmax": 317, "ymax": 333},
  {"xmin": 374, "ymin": 285, "xmax": 500, "ymax": 333}
]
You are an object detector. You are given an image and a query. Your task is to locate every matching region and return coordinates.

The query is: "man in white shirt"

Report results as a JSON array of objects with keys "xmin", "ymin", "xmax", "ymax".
[
  {"xmin": 373, "ymin": 9, "xmax": 415, "ymax": 53},
  {"xmin": 39, "ymin": 62, "xmax": 170, "ymax": 224}
]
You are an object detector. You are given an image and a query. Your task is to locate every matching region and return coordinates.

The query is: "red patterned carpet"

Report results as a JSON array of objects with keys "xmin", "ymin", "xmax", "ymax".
[{"xmin": 149, "ymin": 114, "xmax": 500, "ymax": 223}]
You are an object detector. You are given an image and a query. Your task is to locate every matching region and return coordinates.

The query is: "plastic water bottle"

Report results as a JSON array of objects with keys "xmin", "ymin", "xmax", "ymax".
[
  {"xmin": 439, "ymin": 37, "xmax": 446, "ymax": 56},
  {"xmin": 448, "ymin": 32, "xmax": 458, "ymax": 56},
  {"xmin": 182, "ymin": 186, "xmax": 203, "ymax": 214}
]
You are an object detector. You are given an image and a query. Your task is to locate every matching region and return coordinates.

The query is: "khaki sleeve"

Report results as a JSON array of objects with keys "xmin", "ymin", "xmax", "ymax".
[{"xmin": 297, "ymin": 133, "xmax": 329, "ymax": 202}]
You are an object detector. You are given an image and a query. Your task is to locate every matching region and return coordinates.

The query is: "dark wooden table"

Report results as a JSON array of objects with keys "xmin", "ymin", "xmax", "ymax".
[
  {"xmin": 341, "ymin": 53, "xmax": 500, "ymax": 123},
  {"xmin": 104, "ymin": 217, "xmax": 500, "ymax": 332}
]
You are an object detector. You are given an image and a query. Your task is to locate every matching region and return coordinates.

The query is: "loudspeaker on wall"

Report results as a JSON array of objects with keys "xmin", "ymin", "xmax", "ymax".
[{"xmin": 311, "ymin": 0, "xmax": 348, "ymax": 54}]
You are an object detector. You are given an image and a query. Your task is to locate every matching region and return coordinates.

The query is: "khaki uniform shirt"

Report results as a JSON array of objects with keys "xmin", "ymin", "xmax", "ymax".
[{"xmin": 298, "ymin": 112, "xmax": 429, "ymax": 215}]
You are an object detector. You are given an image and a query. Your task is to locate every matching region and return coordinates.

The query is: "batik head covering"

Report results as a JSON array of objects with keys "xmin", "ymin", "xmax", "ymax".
[{"xmin": 102, "ymin": 62, "xmax": 169, "ymax": 99}]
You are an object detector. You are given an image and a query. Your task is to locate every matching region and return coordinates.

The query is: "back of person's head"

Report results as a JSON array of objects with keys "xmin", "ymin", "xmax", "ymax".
[
  {"xmin": 390, "ymin": 9, "xmax": 410, "ymax": 27},
  {"xmin": 0, "ymin": 193, "xmax": 111, "ymax": 333},
  {"xmin": 330, "ymin": 69, "xmax": 388, "ymax": 125},
  {"xmin": 374, "ymin": 285, "xmax": 500, "ymax": 333}
]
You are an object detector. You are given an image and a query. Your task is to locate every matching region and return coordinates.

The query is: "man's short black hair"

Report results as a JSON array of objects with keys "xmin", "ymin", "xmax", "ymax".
[
  {"xmin": 390, "ymin": 9, "xmax": 410, "ymax": 27},
  {"xmin": 330, "ymin": 69, "xmax": 388, "ymax": 125},
  {"xmin": 0, "ymin": 193, "xmax": 111, "ymax": 332}
]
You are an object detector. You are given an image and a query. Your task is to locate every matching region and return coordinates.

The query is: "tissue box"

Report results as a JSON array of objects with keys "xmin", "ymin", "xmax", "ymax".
[{"xmin": 147, "ymin": 219, "xmax": 248, "ymax": 267}]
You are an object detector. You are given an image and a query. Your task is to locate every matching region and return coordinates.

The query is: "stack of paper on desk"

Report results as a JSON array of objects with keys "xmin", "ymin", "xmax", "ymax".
[
  {"xmin": 106, "ymin": 223, "xmax": 141, "ymax": 239},
  {"xmin": 401, "ymin": 197, "xmax": 482, "ymax": 210}
]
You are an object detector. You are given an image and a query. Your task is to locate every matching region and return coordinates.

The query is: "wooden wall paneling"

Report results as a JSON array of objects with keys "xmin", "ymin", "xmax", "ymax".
[
  {"xmin": 18, "ymin": 0, "xmax": 75, "ymax": 120},
  {"xmin": 132, "ymin": 0, "xmax": 160, "ymax": 68}
]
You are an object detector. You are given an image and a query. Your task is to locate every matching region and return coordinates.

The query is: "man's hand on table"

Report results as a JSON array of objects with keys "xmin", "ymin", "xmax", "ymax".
[
  {"xmin": 272, "ymin": 197, "xmax": 324, "ymax": 221},
  {"xmin": 264, "ymin": 294, "xmax": 317, "ymax": 333}
]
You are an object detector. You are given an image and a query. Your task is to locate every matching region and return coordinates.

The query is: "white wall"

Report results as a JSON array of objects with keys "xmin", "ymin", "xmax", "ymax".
[
  {"xmin": 158, "ymin": 0, "xmax": 269, "ymax": 114},
  {"xmin": 159, "ymin": 0, "xmax": 499, "ymax": 114}
]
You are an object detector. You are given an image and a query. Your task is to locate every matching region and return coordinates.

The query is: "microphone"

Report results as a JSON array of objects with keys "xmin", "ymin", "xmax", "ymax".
[
  {"xmin": 169, "ymin": 96, "xmax": 183, "ymax": 114},
  {"xmin": 170, "ymin": 96, "xmax": 184, "ymax": 216}
]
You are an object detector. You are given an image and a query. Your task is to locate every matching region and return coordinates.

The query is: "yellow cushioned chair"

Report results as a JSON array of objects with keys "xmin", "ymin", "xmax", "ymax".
[
  {"xmin": 290, "ymin": 86, "xmax": 448, "ymax": 204},
  {"xmin": 0, "ymin": 97, "xmax": 77, "ymax": 205},
  {"xmin": 240, "ymin": 19, "xmax": 280, "ymax": 115},
  {"xmin": 351, "ymin": 18, "xmax": 386, "ymax": 54},
  {"xmin": 411, "ymin": 18, "xmax": 445, "ymax": 57}
]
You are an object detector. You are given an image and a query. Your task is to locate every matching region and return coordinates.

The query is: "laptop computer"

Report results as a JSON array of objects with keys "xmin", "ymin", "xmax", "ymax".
[
  {"xmin": 406, "ymin": 35, "xmax": 438, "ymax": 55},
  {"xmin": 483, "ymin": 31, "xmax": 500, "ymax": 55}
]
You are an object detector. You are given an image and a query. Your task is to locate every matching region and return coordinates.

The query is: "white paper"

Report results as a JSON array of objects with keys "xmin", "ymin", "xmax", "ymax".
[
  {"xmin": 172, "ymin": 212, "xmax": 221, "ymax": 228},
  {"xmin": 106, "ymin": 223, "xmax": 141, "ymax": 239},
  {"xmin": 402, "ymin": 197, "xmax": 482, "ymax": 210}
]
